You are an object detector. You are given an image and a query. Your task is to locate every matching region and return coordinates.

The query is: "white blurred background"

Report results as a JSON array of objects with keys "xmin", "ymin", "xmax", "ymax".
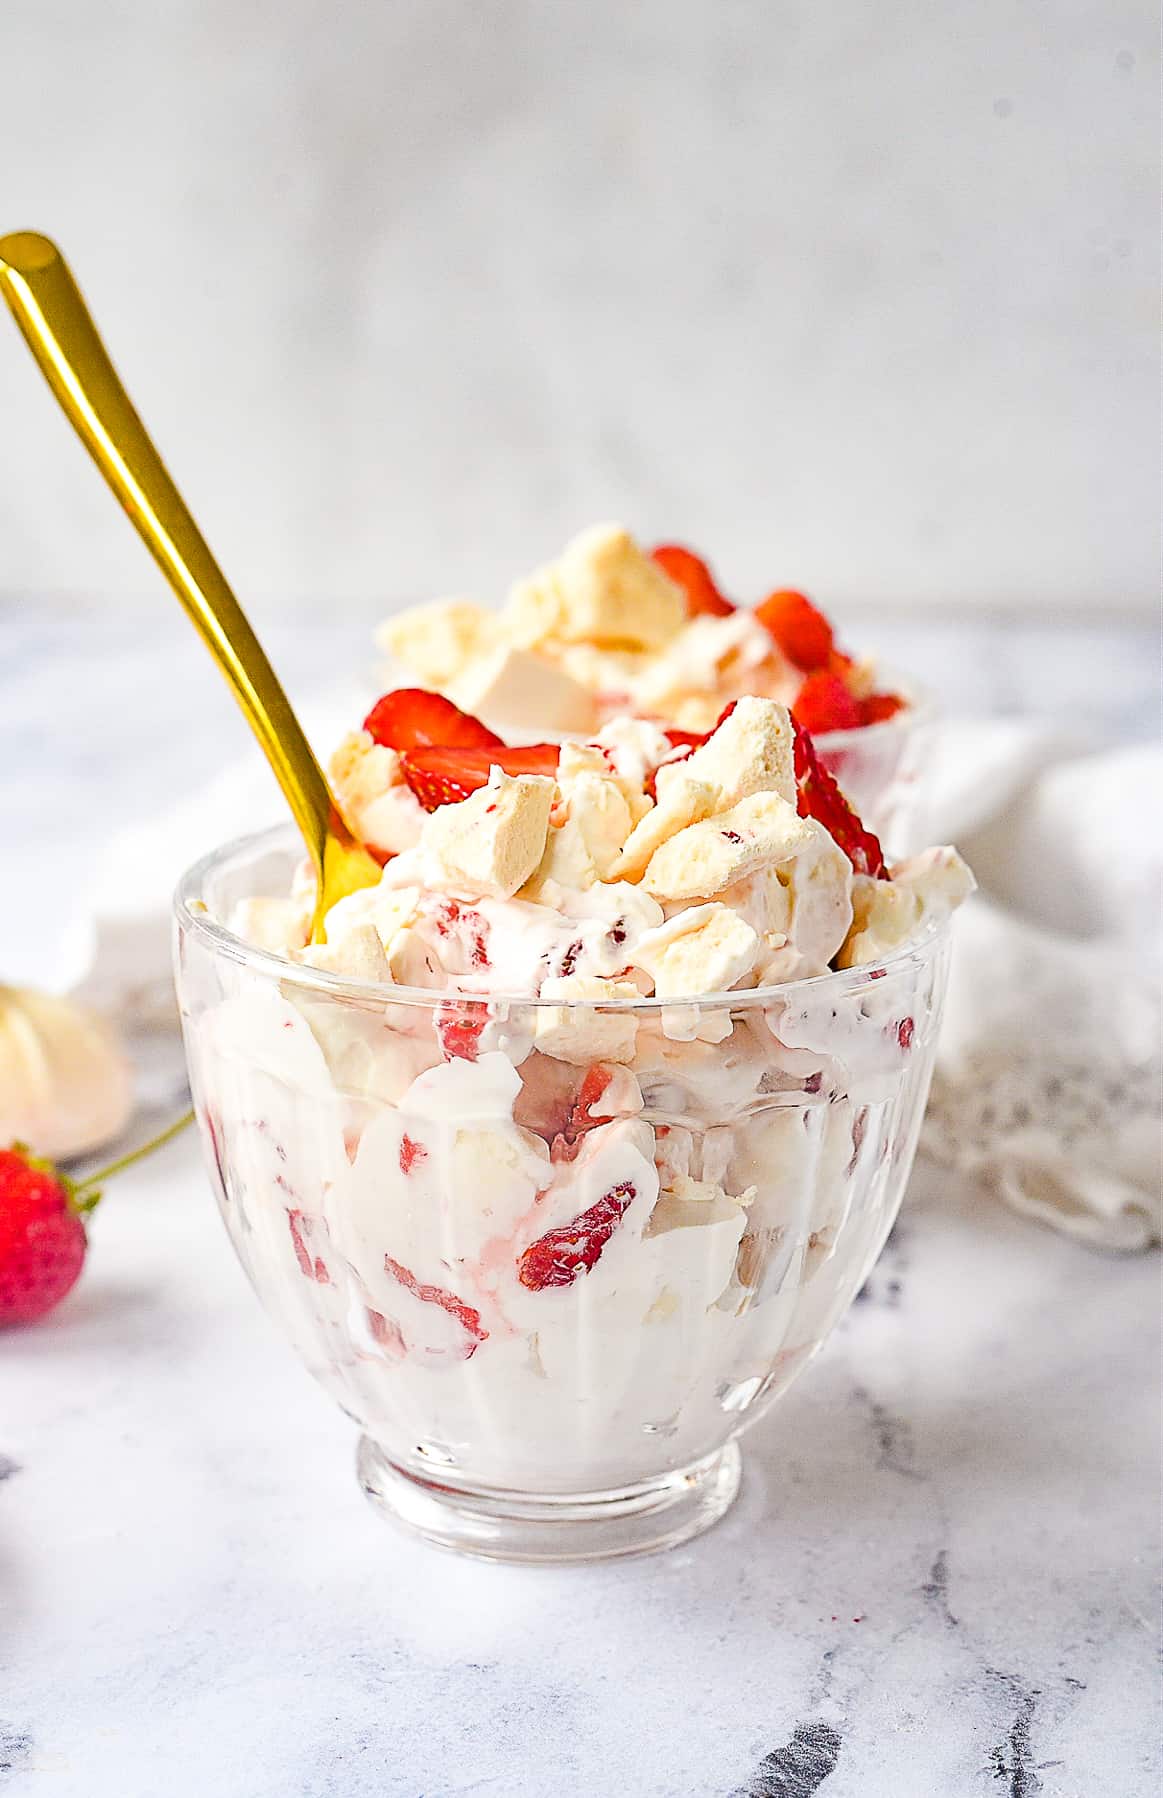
[{"xmin": 0, "ymin": 0, "xmax": 1158, "ymax": 618}]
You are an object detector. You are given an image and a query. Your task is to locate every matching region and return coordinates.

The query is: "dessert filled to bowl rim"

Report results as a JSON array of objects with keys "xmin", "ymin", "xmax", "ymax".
[{"xmin": 175, "ymin": 822, "xmax": 951, "ymax": 1014}]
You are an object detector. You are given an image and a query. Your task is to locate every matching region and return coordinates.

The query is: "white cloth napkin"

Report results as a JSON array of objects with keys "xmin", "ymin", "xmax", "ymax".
[
  {"xmin": 67, "ymin": 704, "xmax": 1162, "ymax": 1252},
  {"xmin": 917, "ymin": 726, "xmax": 1161, "ymax": 1252}
]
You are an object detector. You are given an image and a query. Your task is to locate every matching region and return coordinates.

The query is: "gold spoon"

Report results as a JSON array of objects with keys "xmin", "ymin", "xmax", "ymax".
[{"xmin": 0, "ymin": 230, "xmax": 380, "ymax": 940}]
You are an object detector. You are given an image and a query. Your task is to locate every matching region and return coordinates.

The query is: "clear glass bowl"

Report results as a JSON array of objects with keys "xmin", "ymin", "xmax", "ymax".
[
  {"xmin": 174, "ymin": 826, "xmax": 953, "ymax": 1563},
  {"xmin": 814, "ymin": 682, "xmax": 937, "ymax": 853}
]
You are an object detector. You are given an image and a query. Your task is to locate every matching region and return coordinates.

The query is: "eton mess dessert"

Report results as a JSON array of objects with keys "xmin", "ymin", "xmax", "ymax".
[
  {"xmin": 178, "ymin": 685, "xmax": 971, "ymax": 1548},
  {"xmin": 378, "ymin": 524, "xmax": 907, "ymax": 740},
  {"xmin": 376, "ymin": 526, "xmax": 924, "ymax": 846}
]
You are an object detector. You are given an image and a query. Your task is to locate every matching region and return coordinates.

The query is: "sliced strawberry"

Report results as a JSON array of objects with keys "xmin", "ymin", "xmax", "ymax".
[
  {"xmin": 650, "ymin": 544, "xmax": 735, "ymax": 617},
  {"xmin": 435, "ymin": 1003, "xmax": 486, "ymax": 1061},
  {"xmin": 792, "ymin": 671, "xmax": 863, "ymax": 735},
  {"xmin": 662, "ymin": 727, "xmax": 708, "ymax": 752},
  {"xmin": 860, "ymin": 691, "xmax": 906, "ymax": 726},
  {"xmin": 399, "ymin": 1134, "xmax": 427, "ymax": 1175},
  {"xmin": 366, "ymin": 1307, "xmax": 406, "ymax": 1356},
  {"xmin": 401, "ymin": 742, "xmax": 560, "ymax": 810},
  {"xmin": 792, "ymin": 719, "xmax": 887, "ymax": 878},
  {"xmin": 513, "ymin": 1059, "xmax": 615, "ymax": 1151},
  {"xmin": 363, "ymin": 688, "xmax": 503, "ymax": 753},
  {"xmin": 517, "ymin": 1179, "xmax": 637, "ymax": 1290},
  {"xmin": 755, "ymin": 589, "xmax": 835, "ymax": 671},
  {"xmin": 568, "ymin": 1065, "xmax": 615, "ymax": 1139},
  {"xmin": 287, "ymin": 1208, "xmax": 331, "ymax": 1284},
  {"xmin": 383, "ymin": 1255, "xmax": 488, "ymax": 1351}
]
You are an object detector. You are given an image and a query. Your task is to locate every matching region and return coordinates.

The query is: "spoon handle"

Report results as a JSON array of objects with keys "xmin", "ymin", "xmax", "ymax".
[{"xmin": 0, "ymin": 231, "xmax": 336, "ymax": 876}]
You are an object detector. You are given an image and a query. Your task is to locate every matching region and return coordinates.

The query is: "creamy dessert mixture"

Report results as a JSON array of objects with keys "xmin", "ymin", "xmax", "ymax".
[
  {"xmin": 377, "ymin": 523, "xmax": 908, "ymax": 741},
  {"xmin": 193, "ymin": 695, "xmax": 971, "ymax": 1489}
]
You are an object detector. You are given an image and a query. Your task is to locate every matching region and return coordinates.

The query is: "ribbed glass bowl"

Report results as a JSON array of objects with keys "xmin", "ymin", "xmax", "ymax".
[
  {"xmin": 175, "ymin": 825, "xmax": 952, "ymax": 1562},
  {"xmin": 814, "ymin": 681, "xmax": 937, "ymax": 853}
]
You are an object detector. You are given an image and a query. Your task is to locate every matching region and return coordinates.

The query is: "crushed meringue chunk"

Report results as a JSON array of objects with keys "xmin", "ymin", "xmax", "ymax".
[{"xmin": 235, "ymin": 695, "xmax": 971, "ymax": 1002}]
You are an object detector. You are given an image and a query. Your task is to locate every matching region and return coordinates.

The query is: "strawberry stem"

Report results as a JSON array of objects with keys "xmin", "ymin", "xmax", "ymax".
[{"xmin": 75, "ymin": 1108, "xmax": 194, "ymax": 1198}]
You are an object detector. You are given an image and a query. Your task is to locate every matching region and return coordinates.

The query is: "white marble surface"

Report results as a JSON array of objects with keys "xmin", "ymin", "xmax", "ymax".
[
  {"xmin": 0, "ymin": 1, "xmax": 1159, "ymax": 615},
  {"xmin": 1, "ymin": 609, "xmax": 1160, "ymax": 1797}
]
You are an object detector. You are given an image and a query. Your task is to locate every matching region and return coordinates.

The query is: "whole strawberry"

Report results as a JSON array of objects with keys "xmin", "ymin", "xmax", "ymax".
[
  {"xmin": 0, "ymin": 1146, "xmax": 94, "ymax": 1325},
  {"xmin": 0, "ymin": 1112, "xmax": 191, "ymax": 1327}
]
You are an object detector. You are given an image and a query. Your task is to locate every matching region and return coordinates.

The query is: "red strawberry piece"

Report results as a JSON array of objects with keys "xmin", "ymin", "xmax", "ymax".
[
  {"xmin": 514, "ymin": 1058, "xmax": 616, "ymax": 1152},
  {"xmin": 860, "ymin": 692, "xmax": 906, "ymax": 726},
  {"xmin": 792, "ymin": 671, "xmax": 863, "ymax": 735},
  {"xmin": 366, "ymin": 1307, "xmax": 406, "ymax": 1356},
  {"xmin": 383, "ymin": 1255, "xmax": 488, "ymax": 1353},
  {"xmin": 566, "ymin": 1065, "xmax": 615, "ymax": 1139},
  {"xmin": 435, "ymin": 1003, "xmax": 486, "ymax": 1061},
  {"xmin": 662, "ymin": 727, "xmax": 708, "ymax": 752},
  {"xmin": 287, "ymin": 1208, "xmax": 331, "ymax": 1283},
  {"xmin": 897, "ymin": 1018, "xmax": 915, "ymax": 1050},
  {"xmin": 754, "ymin": 589, "xmax": 835, "ymax": 670},
  {"xmin": 518, "ymin": 1179, "xmax": 637, "ymax": 1291},
  {"xmin": 792, "ymin": 719, "xmax": 887, "ymax": 878},
  {"xmin": 650, "ymin": 544, "xmax": 735, "ymax": 617},
  {"xmin": 0, "ymin": 1147, "xmax": 89, "ymax": 1326},
  {"xmin": 399, "ymin": 1134, "xmax": 427, "ymax": 1175},
  {"xmin": 363, "ymin": 688, "xmax": 503, "ymax": 753},
  {"xmin": 400, "ymin": 742, "xmax": 560, "ymax": 811}
]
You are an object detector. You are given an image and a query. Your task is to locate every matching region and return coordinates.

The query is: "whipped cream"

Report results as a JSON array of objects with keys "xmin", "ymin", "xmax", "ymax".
[{"xmin": 189, "ymin": 697, "xmax": 971, "ymax": 1499}]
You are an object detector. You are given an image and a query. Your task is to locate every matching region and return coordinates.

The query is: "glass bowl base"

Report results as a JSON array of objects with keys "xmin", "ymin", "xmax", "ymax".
[{"xmin": 356, "ymin": 1436, "xmax": 742, "ymax": 1564}]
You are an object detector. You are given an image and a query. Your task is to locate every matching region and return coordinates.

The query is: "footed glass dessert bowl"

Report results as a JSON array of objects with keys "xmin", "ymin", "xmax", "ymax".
[{"xmin": 175, "ymin": 826, "xmax": 952, "ymax": 1563}]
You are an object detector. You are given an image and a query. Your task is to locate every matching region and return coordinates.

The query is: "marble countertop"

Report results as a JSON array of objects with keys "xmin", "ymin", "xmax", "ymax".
[{"xmin": 1, "ymin": 605, "xmax": 1160, "ymax": 1797}]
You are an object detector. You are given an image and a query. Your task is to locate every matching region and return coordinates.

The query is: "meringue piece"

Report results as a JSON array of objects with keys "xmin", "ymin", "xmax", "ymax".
[
  {"xmin": 593, "ymin": 717, "xmax": 675, "ymax": 790},
  {"xmin": 609, "ymin": 775, "xmax": 718, "ymax": 883},
  {"xmin": 659, "ymin": 695, "xmax": 797, "ymax": 810},
  {"xmin": 328, "ymin": 730, "xmax": 425, "ymax": 855},
  {"xmin": 835, "ymin": 879, "xmax": 922, "ymax": 970},
  {"xmin": 645, "ymin": 1174, "xmax": 752, "ymax": 1240},
  {"xmin": 642, "ymin": 791, "xmax": 816, "ymax": 901},
  {"xmin": 505, "ymin": 523, "xmax": 686, "ymax": 652},
  {"xmin": 0, "ymin": 984, "xmax": 134, "ymax": 1160},
  {"xmin": 634, "ymin": 614, "xmax": 782, "ymax": 717},
  {"xmin": 837, "ymin": 846, "xmax": 974, "ymax": 970},
  {"xmin": 892, "ymin": 845, "xmax": 977, "ymax": 912},
  {"xmin": 449, "ymin": 645, "xmax": 596, "ymax": 738},
  {"xmin": 300, "ymin": 924, "xmax": 392, "ymax": 984},
  {"xmin": 533, "ymin": 975, "xmax": 640, "ymax": 1063},
  {"xmin": 232, "ymin": 895, "xmax": 312, "ymax": 955},
  {"xmin": 525, "ymin": 815, "xmax": 601, "ymax": 896},
  {"xmin": 377, "ymin": 598, "xmax": 498, "ymax": 686},
  {"xmin": 751, "ymin": 823, "xmax": 855, "ymax": 980},
  {"xmin": 421, "ymin": 769, "xmax": 554, "ymax": 899},
  {"xmin": 633, "ymin": 903, "xmax": 760, "ymax": 998},
  {"xmin": 562, "ymin": 773, "xmax": 638, "ymax": 879}
]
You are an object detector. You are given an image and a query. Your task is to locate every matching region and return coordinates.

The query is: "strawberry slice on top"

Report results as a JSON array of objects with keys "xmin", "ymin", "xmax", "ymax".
[
  {"xmin": 792, "ymin": 719, "xmax": 887, "ymax": 879},
  {"xmin": 650, "ymin": 544, "xmax": 735, "ymax": 617},
  {"xmin": 792, "ymin": 671, "xmax": 863, "ymax": 735},
  {"xmin": 401, "ymin": 742, "xmax": 560, "ymax": 810},
  {"xmin": 364, "ymin": 688, "xmax": 503, "ymax": 753},
  {"xmin": 754, "ymin": 589, "xmax": 834, "ymax": 671}
]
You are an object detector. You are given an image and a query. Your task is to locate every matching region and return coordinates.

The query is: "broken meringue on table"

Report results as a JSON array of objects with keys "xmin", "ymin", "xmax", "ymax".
[
  {"xmin": 176, "ymin": 692, "xmax": 971, "ymax": 1560},
  {"xmin": 0, "ymin": 984, "xmax": 133, "ymax": 1160}
]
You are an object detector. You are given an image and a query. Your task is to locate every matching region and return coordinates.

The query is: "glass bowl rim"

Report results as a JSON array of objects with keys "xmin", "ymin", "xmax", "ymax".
[
  {"xmin": 174, "ymin": 823, "xmax": 950, "ymax": 1014},
  {"xmin": 811, "ymin": 671, "xmax": 938, "ymax": 750}
]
